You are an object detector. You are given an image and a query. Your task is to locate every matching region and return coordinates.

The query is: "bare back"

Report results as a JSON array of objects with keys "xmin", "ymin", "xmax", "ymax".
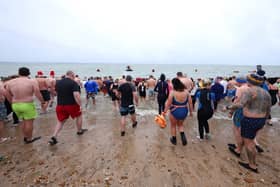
[
  {"xmin": 172, "ymin": 90, "xmax": 189, "ymax": 103},
  {"xmin": 36, "ymin": 77, "xmax": 50, "ymax": 90},
  {"xmin": 241, "ymin": 86, "xmax": 271, "ymax": 118},
  {"xmin": 48, "ymin": 77, "xmax": 56, "ymax": 94},
  {"xmin": 234, "ymin": 84, "xmax": 249, "ymax": 103},
  {"xmin": 147, "ymin": 78, "xmax": 156, "ymax": 89},
  {"xmin": 6, "ymin": 77, "xmax": 39, "ymax": 103},
  {"xmin": 178, "ymin": 77, "xmax": 193, "ymax": 92}
]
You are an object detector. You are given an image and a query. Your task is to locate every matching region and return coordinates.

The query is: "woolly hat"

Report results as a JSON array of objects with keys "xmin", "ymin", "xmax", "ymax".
[
  {"xmin": 50, "ymin": 70, "xmax": 55, "ymax": 77},
  {"xmin": 246, "ymin": 74, "xmax": 264, "ymax": 86}
]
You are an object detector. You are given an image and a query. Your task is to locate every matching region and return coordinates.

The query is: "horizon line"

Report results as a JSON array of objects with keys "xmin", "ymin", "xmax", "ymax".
[{"xmin": 0, "ymin": 61, "xmax": 279, "ymax": 66}]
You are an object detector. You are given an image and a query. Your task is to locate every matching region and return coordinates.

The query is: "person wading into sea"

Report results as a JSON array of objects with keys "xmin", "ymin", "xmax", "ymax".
[
  {"xmin": 5, "ymin": 67, "xmax": 45, "ymax": 144},
  {"xmin": 146, "ymin": 75, "xmax": 156, "ymax": 100},
  {"xmin": 176, "ymin": 72, "xmax": 193, "ymax": 92},
  {"xmin": 225, "ymin": 74, "xmax": 271, "ymax": 173},
  {"xmin": 117, "ymin": 75, "xmax": 139, "ymax": 136},
  {"xmin": 154, "ymin": 73, "xmax": 169, "ymax": 115},
  {"xmin": 163, "ymin": 78, "xmax": 193, "ymax": 146},
  {"xmin": 49, "ymin": 70, "xmax": 87, "ymax": 145},
  {"xmin": 196, "ymin": 79, "xmax": 215, "ymax": 140},
  {"xmin": 84, "ymin": 77, "xmax": 99, "ymax": 108},
  {"xmin": 35, "ymin": 71, "xmax": 51, "ymax": 114}
]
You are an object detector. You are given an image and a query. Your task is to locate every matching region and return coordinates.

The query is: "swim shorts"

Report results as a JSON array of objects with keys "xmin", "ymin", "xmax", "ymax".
[
  {"xmin": 0, "ymin": 102, "xmax": 7, "ymax": 120},
  {"xmin": 86, "ymin": 92, "xmax": 96, "ymax": 99},
  {"xmin": 241, "ymin": 116, "xmax": 266, "ymax": 139},
  {"xmin": 120, "ymin": 105, "xmax": 135, "ymax": 116},
  {"xmin": 40, "ymin": 90, "xmax": 51, "ymax": 101},
  {"xmin": 56, "ymin": 104, "xmax": 82, "ymax": 122},
  {"xmin": 233, "ymin": 108, "xmax": 243, "ymax": 128},
  {"xmin": 12, "ymin": 102, "xmax": 37, "ymax": 120},
  {"xmin": 148, "ymin": 88, "xmax": 154, "ymax": 97}
]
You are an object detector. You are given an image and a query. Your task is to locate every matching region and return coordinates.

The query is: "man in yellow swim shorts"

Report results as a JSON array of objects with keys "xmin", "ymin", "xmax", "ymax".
[{"xmin": 5, "ymin": 67, "xmax": 45, "ymax": 144}]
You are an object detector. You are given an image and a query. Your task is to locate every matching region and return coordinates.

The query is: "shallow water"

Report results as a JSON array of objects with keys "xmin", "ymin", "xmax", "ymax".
[{"xmin": 1, "ymin": 62, "xmax": 280, "ymax": 79}]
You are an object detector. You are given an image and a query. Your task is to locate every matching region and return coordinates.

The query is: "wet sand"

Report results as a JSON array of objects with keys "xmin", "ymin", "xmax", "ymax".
[{"xmin": 1, "ymin": 93, "xmax": 280, "ymax": 187}]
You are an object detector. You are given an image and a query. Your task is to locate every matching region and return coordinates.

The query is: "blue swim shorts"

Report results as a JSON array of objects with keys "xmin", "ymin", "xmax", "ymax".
[
  {"xmin": 233, "ymin": 108, "xmax": 243, "ymax": 128},
  {"xmin": 241, "ymin": 116, "xmax": 266, "ymax": 139}
]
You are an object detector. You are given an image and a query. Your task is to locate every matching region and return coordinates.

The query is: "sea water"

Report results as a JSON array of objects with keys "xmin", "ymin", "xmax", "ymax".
[{"xmin": 0, "ymin": 62, "xmax": 279, "ymax": 79}]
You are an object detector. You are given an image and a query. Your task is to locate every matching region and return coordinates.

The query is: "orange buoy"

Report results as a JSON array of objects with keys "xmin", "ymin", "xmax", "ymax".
[{"xmin": 154, "ymin": 114, "xmax": 167, "ymax": 128}]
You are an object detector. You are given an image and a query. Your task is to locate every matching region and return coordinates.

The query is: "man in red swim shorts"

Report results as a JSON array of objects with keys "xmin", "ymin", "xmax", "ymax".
[{"xmin": 49, "ymin": 70, "xmax": 87, "ymax": 145}]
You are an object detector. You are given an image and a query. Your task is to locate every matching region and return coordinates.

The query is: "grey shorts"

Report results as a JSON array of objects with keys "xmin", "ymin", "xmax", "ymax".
[
  {"xmin": 0, "ymin": 102, "xmax": 7, "ymax": 121},
  {"xmin": 148, "ymin": 88, "xmax": 154, "ymax": 97}
]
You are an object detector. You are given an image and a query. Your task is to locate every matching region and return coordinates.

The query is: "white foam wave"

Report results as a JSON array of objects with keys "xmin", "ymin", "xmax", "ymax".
[{"xmin": 136, "ymin": 109, "xmax": 158, "ymax": 116}]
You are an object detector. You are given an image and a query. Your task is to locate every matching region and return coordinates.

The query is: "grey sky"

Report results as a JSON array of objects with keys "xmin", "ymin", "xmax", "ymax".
[{"xmin": 0, "ymin": 0, "xmax": 280, "ymax": 65}]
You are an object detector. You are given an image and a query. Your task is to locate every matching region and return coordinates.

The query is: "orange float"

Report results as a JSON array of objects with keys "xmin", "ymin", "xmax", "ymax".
[{"xmin": 154, "ymin": 114, "xmax": 166, "ymax": 128}]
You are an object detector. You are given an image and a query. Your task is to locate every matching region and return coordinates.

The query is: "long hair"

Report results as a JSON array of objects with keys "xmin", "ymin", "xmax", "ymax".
[{"xmin": 172, "ymin": 78, "xmax": 186, "ymax": 91}]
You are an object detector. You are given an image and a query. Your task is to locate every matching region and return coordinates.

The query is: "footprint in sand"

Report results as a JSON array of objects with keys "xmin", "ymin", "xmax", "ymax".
[
  {"xmin": 203, "ymin": 159, "xmax": 214, "ymax": 170},
  {"xmin": 170, "ymin": 171, "xmax": 186, "ymax": 187},
  {"xmin": 180, "ymin": 162, "xmax": 191, "ymax": 175}
]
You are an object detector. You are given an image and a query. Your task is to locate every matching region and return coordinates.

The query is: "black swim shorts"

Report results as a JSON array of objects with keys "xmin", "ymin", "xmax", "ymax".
[
  {"xmin": 120, "ymin": 105, "xmax": 135, "ymax": 116},
  {"xmin": 40, "ymin": 90, "xmax": 51, "ymax": 101},
  {"xmin": 241, "ymin": 116, "xmax": 266, "ymax": 139}
]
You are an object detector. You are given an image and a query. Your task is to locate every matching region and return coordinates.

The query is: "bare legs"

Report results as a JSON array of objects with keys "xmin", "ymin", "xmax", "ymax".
[
  {"xmin": 52, "ymin": 115, "xmax": 83, "ymax": 138},
  {"xmin": 120, "ymin": 113, "xmax": 137, "ymax": 136},
  {"xmin": 244, "ymin": 138, "xmax": 257, "ymax": 169},
  {"xmin": 41, "ymin": 101, "xmax": 49, "ymax": 113},
  {"xmin": 233, "ymin": 126, "xmax": 243, "ymax": 153},
  {"xmin": 22, "ymin": 119, "xmax": 34, "ymax": 140},
  {"xmin": 169, "ymin": 114, "xmax": 187, "ymax": 145}
]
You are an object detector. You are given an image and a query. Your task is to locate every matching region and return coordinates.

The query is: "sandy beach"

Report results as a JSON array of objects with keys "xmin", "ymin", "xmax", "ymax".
[{"xmin": 1, "ymin": 92, "xmax": 279, "ymax": 187}]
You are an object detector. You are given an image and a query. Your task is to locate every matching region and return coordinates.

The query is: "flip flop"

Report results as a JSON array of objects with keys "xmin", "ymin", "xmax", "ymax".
[
  {"xmin": 255, "ymin": 145, "xmax": 264, "ymax": 153},
  {"xmin": 228, "ymin": 146, "xmax": 240, "ymax": 157},
  {"xmin": 24, "ymin": 136, "xmax": 41, "ymax": 144},
  {"xmin": 77, "ymin": 129, "xmax": 88, "ymax": 135},
  {"xmin": 48, "ymin": 137, "xmax": 58, "ymax": 146},
  {"xmin": 227, "ymin": 143, "xmax": 237, "ymax": 149},
  {"xmin": 238, "ymin": 161, "xmax": 258, "ymax": 173}
]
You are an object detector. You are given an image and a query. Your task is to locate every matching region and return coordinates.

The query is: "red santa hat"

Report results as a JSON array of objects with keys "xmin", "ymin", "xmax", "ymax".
[{"xmin": 37, "ymin": 71, "xmax": 43, "ymax": 76}]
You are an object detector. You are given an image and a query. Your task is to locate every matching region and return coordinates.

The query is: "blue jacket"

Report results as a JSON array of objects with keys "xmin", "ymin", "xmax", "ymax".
[
  {"xmin": 84, "ymin": 80, "xmax": 99, "ymax": 94},
  {"xmin": 210, "ymin": 83, "xmax": 224, "ymax": 101}
]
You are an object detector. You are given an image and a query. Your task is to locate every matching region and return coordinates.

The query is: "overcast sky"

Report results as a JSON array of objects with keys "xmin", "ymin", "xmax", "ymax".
[{"xmin": 0, "ymin": 0, "xmax": 279, "ymax": 65}]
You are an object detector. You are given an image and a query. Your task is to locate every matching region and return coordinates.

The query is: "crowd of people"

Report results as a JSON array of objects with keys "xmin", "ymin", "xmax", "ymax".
[{"xmin": 0, "ymin": 66, "xmax": 280, "ymax": 173}]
